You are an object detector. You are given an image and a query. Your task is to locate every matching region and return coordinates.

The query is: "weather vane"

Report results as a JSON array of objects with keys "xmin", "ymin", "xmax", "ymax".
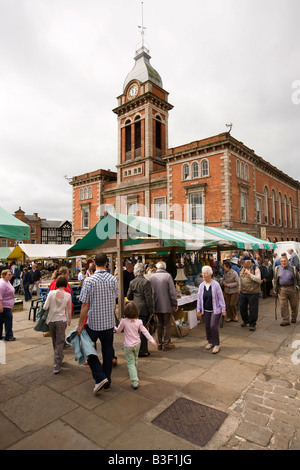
[
  {"xmin": 226, "ymin": 123, "xmax": 233, "ymax": 134},
  {"xmin": 138, "ymin": 2, "xmax": 146, "ymax": 49}
]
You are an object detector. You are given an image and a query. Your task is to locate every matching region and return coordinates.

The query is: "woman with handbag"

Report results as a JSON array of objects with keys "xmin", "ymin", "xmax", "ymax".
[
  {"xmin": 126, "ymin": 262, "xmax": 154, "ymax": 357},
  {"xmin": 43, "ymin": 275, "xmax": 72, "ymax": 374}
]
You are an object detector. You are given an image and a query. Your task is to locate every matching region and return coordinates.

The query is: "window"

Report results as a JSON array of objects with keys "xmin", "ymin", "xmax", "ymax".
[
  {"xmin": 88, "ymin": 187, "xmax": 92, "ymax": 199},
  {"xmin": 128, "ymin": 202, "xmax": 138, "ymax": 216},
  {"xmin": 201, "ymin": 159, "xmax": 209, "ymax": 177},
  {"xmin": 284, "ymin": 195, "xmax": 288, "ymax": 227},
  {"xmin": 153, "ymin": 197, "xmax": 167, "ymax": 219},
  {"xmin": 192, "ymin": 162, "xmax": 199, "ymax": 179},
  {"xmin": 289, "ymin": 197, "xmax": 293, "ymax": 227},
  {"xmin": 80, "ymin": 188, "xmax": 84, "ymax": 200},
  {"xmin": 256, "ymin": 198, "xmax": 262, "ymax": 223},
  {"xmin": 236, "ymin": 160, "xmax": 240, "ymax": 177},
  {"xmin": 245, "ymin": 164, "xmax": 249, "ymax": 181},
  {"xmin": 182, "ymin": 164, "xmax": 189, "ymax": 180},
  {"xmin": 125, "ymin": 120, "xmax": 131, "ymax": 160},
  {"xmin": 134, "ymin": 116, "xmax": 141, "ymax": 158},
  {"xmin": 190, "ymin": 192, "xmax": 204, "ymax": 223},
  {"xmin": 84, "ymin": 187, "xmax": 88, "ymax": 199},
  {"xmin": 264, "ymin": 186, "xmax": 269, "ymax": 224},
  {"xmin": 82, "ymin": 208, "xmax": 89, "ymax": 229},
  {"xmin": 241, "ymin": 162, "xmax": 244, "ymax": 179},
  {"xmin": 1, "ymin": 239, "xmax": 7, "ymax": 247},
  {"xmin": 241, "ymin": 192, "xmax": 248, "ymax": 222},
  {"xmin": 271, "ymin": 190, "xmax": 276, "ymax": 225},
  {"xmin": 155, "ymin": 116, "xmax": 162, "ymax": 157},
  {"xmin": 278, "ymin": 192, "xmax": 282, "ymax": 225},
  {"xmin": 31, "ymin": 226, "xmax": 36, "ymax": 235}
]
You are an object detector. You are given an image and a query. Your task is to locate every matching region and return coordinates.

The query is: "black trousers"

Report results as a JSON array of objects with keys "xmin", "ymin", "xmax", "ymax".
[{"xmin": 239, "ymin": 293, "xmax": 259, "ymax": 327}]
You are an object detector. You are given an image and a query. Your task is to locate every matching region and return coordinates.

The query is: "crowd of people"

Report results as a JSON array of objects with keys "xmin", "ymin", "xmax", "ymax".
[{"xmin": 0, "ymin": 247, "xmax": 299, "ymax": 395}]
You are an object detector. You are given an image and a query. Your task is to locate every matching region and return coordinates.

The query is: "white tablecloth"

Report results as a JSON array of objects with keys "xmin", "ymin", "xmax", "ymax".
[{"xmin": 177, "ymin": 293, "xmax": 198, "ymax": 306}]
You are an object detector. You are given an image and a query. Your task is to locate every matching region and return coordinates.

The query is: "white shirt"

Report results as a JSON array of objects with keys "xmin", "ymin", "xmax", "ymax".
[{"xmin": 44, "ymin": 290, "xmax": 72, "ymax": 324}]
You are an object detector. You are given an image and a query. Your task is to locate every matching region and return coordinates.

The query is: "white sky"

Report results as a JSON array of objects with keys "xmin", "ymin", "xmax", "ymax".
[{"xmin": 1, "ymin": 0, "xmax": 299, "ymax": 221}]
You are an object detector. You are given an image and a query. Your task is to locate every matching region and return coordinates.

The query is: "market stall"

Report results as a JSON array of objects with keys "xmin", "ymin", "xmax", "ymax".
[
  {"xmin": 0, "ymin": 206, "xmax": 30, "ymax": 240},
  {"xmin": 67, "ymin": 213, "xmax": 277, "ymax": 322}
]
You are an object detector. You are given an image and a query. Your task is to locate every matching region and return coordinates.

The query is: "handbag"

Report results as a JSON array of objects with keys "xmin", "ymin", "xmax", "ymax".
[
  {"xmin": 34, "ymin": 305, "xmax": 49, "ymax": 332},
  {"xmin": 146, "ymin": 314, "xmax": 157, "ymax": 335}
]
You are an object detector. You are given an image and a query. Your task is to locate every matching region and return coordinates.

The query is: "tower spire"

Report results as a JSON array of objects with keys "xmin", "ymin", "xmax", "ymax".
[{"xmin": 137, "ymin": 2, "xmax": 149, "ymax": 53}]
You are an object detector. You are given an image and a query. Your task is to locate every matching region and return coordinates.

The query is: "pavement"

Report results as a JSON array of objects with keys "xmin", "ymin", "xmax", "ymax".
[{"xmin": 0, "ymin": 294, "xmax": 299, "ymax": 452}]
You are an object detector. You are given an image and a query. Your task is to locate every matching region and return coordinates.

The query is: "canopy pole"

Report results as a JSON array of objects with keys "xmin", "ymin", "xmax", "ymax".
[{"xmin": 116, "ymin": 219, "xmax": 124, "ymax": 319}]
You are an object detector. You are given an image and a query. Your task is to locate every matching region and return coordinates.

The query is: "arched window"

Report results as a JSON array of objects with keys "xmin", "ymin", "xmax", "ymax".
[
  {"xmin": 182, "ymin": 164, "xmax": 189, "ymax": 180},
  {"xmin": 236, "ymin": 160, "xmax": 240, "ymax": 177},
  {"xmin": 192, "ymin": 162, "xmax": 199, "ymax": 178},
  {"xmin": 88, "ymin": 187, "xmax": 92, "ymax": 199},
  {"xmin": 264, "ymin": 186, "xmax": 269, "ymax": 224},
  {"xmin": 244, "ymin": 164, "xmax": 249, "ymax": 181},
  {"xmin": 241, "ymin": 162, "xmax": 244, "ymax": 179},
  {"xmin": 134, "ymin": 115, "xmax": 141, "ymax": 157},
  {"xmin": 278, "ymin": 192, "xmax": 282, "ymax": 226},
  {"xmin": 201, "ymin": 159, "xmax": 209, "ymax": 177},
  {"xmin": 284, "ymin": 195, "xmax": 288, "ymax": 227},
  {"xmin": 271, "ymin": 190, "xmax": 276, "ymax": 225},
  {"xmin": 125, "ymin": 119, "xmax": 131, "ymax": 161},
  {"xmin": 84, "ymin": 187, "xmax": 88, "ymax": 199},
  {"xmin": 289, "ymin": 197, "xmax": 293, "ymax": 227},
  {"xmin": 80, "ymin": 188, "xmax": 84, "ymax": 200}
]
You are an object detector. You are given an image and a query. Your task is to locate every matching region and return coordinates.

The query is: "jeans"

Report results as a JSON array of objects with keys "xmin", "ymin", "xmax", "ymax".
[
  {"xmin": 124, "ymin": 343, "xmax": 140, "ymax": 387},
  {"xmin": 85, "ymin": 325, "xmax": 114, "ymax": 385},
  {"xmin": 239, "ymin": 293, "xmax": 259, "ymax": 327},
  {"xmin": 0, "ymin": 308, "xmax": 14, "ymax": 340}
]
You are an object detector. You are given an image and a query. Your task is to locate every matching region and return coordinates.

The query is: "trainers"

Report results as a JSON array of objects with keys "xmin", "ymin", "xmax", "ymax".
[{"xmin": 93, "ymin": 378, "xmax": 109, "ymax": 394}]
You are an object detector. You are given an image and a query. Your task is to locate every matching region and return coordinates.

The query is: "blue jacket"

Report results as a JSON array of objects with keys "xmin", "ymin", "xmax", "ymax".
[{"xmin": 67, "ymin": 327, "xmax": 98, "ymax": 365}]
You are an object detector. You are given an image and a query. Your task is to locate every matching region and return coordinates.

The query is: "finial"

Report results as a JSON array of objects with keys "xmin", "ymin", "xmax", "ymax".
[{"xmin": 138, "ymin": 2, "xmax": 146, "ymax": 49}]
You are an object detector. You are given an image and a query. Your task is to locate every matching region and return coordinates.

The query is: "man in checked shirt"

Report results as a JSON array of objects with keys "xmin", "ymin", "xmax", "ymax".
[{"xmin": 77, "ymin": 252, "xmax": 119, "ymax": 394}]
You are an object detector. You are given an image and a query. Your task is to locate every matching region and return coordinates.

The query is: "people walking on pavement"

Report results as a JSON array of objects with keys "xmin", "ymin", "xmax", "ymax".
[
  {"xmin": 0, "ymin": 269, "xmax": 16, "ymax": 341},
  {"xmin": 76, "ymin": 252, "xmax": 118, "ymax": 394},
  {"xmin": 114, "ymin": 302, "xmax": 157, "ymax": 390},
  {"xmin": 222, "ymin": 260, "xmax": 240, "ymax": 322},
  {"xmin": 126, "ymin": 262, "xmax": 154, "ymax": 357},
  {"xmin": 43, "ymin": 275, "xmax": 72, "ymax": 374},
  {"xmin": 149, "ymin": 261, "xmax": 178, "ymax": 351},
  {"xmin": 239, "ymin": 255, "xmax": 261, "ymax": 331},
  {"xmin": 273, "ymin": 254, "xmax": 300, "ymax": 326},
  {"xmin": 197, "ymin": 265, "xmax": 226, "ymax": 354}
]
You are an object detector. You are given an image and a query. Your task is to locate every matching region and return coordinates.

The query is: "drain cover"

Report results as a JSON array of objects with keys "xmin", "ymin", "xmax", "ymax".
[{"xmin": 151, "ymin": 397, "xmax": 228, "ymax": 447}]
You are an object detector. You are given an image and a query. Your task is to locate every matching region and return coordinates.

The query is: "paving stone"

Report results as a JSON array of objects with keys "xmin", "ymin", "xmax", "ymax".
[
  {"xmin": 9, "ymin": 420, "xmax": 101, "ymax": 450},
  {"xmin": 236, "ymin": 421, "xmax": 273, "ymax": 447},
  {"xmin": 0, "ymin": 385, "xmax": 77, "ymax": 432}
]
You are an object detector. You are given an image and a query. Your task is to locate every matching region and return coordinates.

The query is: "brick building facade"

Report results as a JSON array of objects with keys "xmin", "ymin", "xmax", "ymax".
[{"xmin": 70, "ymin": 45, "xmax": 300, "ymax": 245}]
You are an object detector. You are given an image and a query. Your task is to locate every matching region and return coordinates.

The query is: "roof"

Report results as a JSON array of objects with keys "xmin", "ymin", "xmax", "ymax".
[
  {"xmin": 123, "ymin": 47, "xmax": 163, "ymax": 91},
  {"xmin": 0, "ymin": 207, "xmax": 30, "ymax": 240},
  {"xmin": 7, "ymin": 244, "xmax": 72, "ymax": 261},
  {"xmin": 68, "ymin": 213, "xmax": 276, "ymax": 255},
  {"xmin": 41, "ymin": 220, "xmax": 71, "ymax": 229},
  {"xmin": 0, "ymin": 247, "xmax": 13, "ymax": 261}
]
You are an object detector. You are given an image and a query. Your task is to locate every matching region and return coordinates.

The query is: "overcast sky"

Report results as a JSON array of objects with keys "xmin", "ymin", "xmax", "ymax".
[{"xmin": 1, "ymin": 0, "xmax": 299, "ymax": 221}]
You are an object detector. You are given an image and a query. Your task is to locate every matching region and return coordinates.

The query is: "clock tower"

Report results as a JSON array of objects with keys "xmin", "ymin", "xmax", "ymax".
[{"xmin": 112, "ymin": 43, "xmax": 173, "ymax": 215}]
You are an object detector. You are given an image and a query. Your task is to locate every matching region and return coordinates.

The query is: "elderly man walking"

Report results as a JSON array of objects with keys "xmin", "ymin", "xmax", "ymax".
[
  {"xmin": 77, "ymin": 252, "xmax": 118, "ymax": 394},
  {"xmin": 149, "ymin": 261, "xmax": 178, "ymax": 351},
  {"xmin": 239, "ymin": 255, "xmax": 261, "ymax": 331},
  {"xmin": 273, "ymin": 254, "xmax": 300, "ymax": 326}
]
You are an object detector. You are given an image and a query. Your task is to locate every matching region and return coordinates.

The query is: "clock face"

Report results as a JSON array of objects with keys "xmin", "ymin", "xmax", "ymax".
[{"xmin": 128, "ymin": 84, "xmax": 138, "ymax": 98}]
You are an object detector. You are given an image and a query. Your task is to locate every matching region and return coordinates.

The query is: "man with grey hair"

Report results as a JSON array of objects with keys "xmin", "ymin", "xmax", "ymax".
[
  {"xmin": 149, "ymin": 261, "xmax": 178, "ymax": 351},
  {"xmin": 288, "ymin": 249, "xmax": 299, "ymax": 270}
]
